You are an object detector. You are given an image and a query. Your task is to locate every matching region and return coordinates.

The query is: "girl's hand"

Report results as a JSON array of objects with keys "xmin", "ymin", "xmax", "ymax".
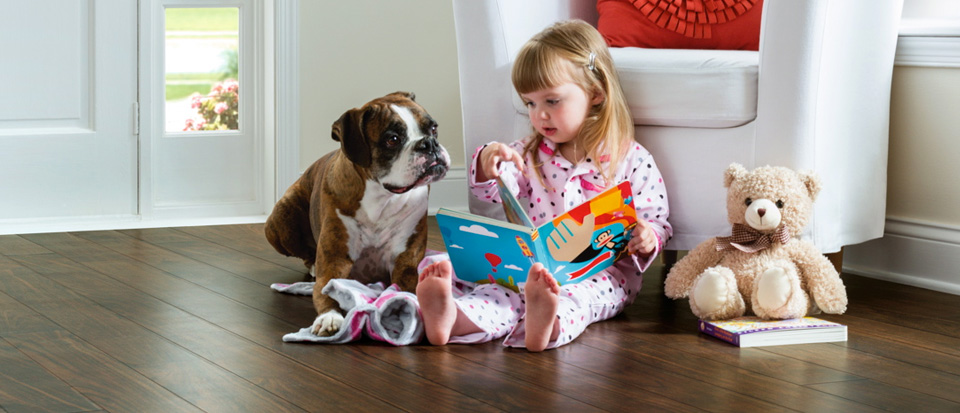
[
  {"xmin": 628, "ymin": 220, "xmax": 658, "ymax": 258},
  {"xmin": 477, "ymin": 142, "xmax": 525, "ymax": 182}
]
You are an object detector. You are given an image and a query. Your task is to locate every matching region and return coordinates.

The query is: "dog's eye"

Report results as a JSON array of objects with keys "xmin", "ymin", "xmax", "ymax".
[
  {"xmin": 430, "ymin": 124, "xmax": 438, "ymax": 136},
  {"xmin": 385, "ymin": 134, "xmax": 401, "ymax": 148},
  {"xmin": 745, "ymin": 198, "xmax": 752, "ymax": 206},
  {"xmin": 776, "ymin": 200, "xmax": 784, "ymax": 209}
]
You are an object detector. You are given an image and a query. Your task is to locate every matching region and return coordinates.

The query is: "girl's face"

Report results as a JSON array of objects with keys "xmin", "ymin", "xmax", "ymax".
[{"xmin": 521, "ymin": 81, "xmax": 602, "ymax": 145}]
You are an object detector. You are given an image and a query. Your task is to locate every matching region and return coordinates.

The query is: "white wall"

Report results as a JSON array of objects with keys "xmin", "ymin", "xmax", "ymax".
[
  {"xmin": 901, "ymin": 0, "xmax": 960, "ymax": 19},
  {"xmin": 845, "ymin": 0, "xmax": 960, "ymax": 294},
  {"xmin": 297, "ymin": 0, "xmax": 465, "ymax": 171},
  {"xmin": 297, "ymin": 0, "xmax": 469, "ymax": 212},
  {"xmin": 887, "ymin": 67, "xmax": 960, "ymax": 226}
]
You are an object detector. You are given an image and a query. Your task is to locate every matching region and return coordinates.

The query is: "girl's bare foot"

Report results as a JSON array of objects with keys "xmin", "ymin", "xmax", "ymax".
[
  {"xmin": 524, "ymin": 263, "xmax": 560, "ymax": 352},
  {"xmin": 416, "ymin": 260, "xmax": 458, "ymax": 345}
]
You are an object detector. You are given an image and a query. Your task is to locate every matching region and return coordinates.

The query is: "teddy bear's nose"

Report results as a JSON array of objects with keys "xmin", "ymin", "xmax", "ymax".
[{"xmin": 757, "ymin": 208, "xmax": 766, "ymax": 217}]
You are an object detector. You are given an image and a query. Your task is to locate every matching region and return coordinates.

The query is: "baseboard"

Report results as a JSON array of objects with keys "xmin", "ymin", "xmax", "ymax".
[
  {"xmin": 0, "ymin": 168, "xmax": 468, "ymax": 236},
  {"xmin": 428, "ymin": 166, "xmax": 469, "ymax": 214},
  {"xmin": 0, "ymin": 214, "xmax": 269, "ymax": 236},
  {"xmin": 845, "ymin": 218, "xmax": 960, "ymax": 295}
]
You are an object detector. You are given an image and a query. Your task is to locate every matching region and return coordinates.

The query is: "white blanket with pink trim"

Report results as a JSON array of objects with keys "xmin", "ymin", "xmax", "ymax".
[{"xmin": 271, "ymin": 279, "xmax": 423, "ymax": 346}]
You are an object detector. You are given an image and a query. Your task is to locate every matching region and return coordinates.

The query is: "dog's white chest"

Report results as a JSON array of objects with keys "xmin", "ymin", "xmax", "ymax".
[{"xmin": 337, "ymin": 182, "xmax": 427, "ymax": 283}]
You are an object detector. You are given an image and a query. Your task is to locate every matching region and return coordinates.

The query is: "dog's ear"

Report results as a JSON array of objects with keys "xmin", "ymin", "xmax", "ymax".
[
  {"xmin": 389, "ymin": 91, "xmax": 415, "ymax": 101},
  {"xmin": 331, "ymin": 108, "xmax": 372, "ymax": 168}
]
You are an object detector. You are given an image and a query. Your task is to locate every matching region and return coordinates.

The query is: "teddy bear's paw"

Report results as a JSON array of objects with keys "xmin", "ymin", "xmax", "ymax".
[
  {"xmin": 663, "ymin": 275, "xmax": 687, "ymax": 299},
  {"xmin": 754, "ymin": 265, "xmax": 807, "ymax": 319},
  {"xmin": 691, "ymin": 268, "xmax": 744, "ymax": 320},
  {"xmin": 815, "ymin": 294, "xmax": 848, "ymax": 314},
  {"xmin": 756, "ymin": 267, "xmax": 791, "ymax": 310}
]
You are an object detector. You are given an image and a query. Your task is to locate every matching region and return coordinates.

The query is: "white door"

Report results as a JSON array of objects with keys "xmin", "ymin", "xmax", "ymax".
[
  {"xmin": 0, "ymin": 1, "xmax": 138, "ymax": 224},
  {"xmin": 139, "ymin": 0, "xmax": 273, "ymax": 220}
]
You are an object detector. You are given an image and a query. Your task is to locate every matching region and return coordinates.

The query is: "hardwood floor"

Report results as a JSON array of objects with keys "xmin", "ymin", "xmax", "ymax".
[{"xmin": 1, "ymin": 219, "xmax": 959, "ymax": 412}]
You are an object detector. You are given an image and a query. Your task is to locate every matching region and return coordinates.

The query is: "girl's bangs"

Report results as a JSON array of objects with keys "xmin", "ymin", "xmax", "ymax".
[{"xmin": 513, "ymin": 47, "xmax": 573, "ymax": 95}]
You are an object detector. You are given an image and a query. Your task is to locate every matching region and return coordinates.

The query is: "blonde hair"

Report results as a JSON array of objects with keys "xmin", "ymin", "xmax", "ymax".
[{"xmin": 512, "ymin": 20, "xmax": 633, "ymax": 186}]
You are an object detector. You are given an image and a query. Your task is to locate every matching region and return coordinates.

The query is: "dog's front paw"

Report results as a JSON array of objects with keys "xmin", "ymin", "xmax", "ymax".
[{"xmin": 310, "ymin": 310, "xmax": 344, "ymax": 337}]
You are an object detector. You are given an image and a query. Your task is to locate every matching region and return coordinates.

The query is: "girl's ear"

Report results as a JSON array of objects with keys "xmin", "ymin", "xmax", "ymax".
[{"xmin": 591, "ymin": 89, "xmax": 605, "ymax": 106}]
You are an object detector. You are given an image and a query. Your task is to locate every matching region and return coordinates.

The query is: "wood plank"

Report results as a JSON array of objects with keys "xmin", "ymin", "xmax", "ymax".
[
  {"xmin": 0, "ymin": 256, "xmax": 319, "ymax": 412},
  {"xmin": 574, "ymin": 330, "xmax": 879, "ymax": 413},
  {"xmin": 72, "ymin": 230, "xmax": 315, "ymax": 318},
  {"xmin": 836, "ymin": 314, "xmax": 960, "ymax": 358},
  {"xmin": 807, "ymin": 378, "xmax": 960, "ymax": 413},
  {"xmin": 12, "ymin": 239, "xmax": 482, "ymax": 412},
  {"xmin": 578, "ymin": 268, "xmax": 866, "ymax": 390},
  {"xmin": 174, "ymin": 224, "xmax": 308, "ymax": 272},
  {"xmin": 116, "ymin": 228, "xmax": 307, "ymax": 285},
  {"xmin": 440, "ymin": 342, "xmax": 700, "ymax": 412},
  {"xmin": 844, "ymin": 273, "xmax": 960, "ymax": 322},
  {"xmin": 8, "ymin": 252, "xmax": 398, "ymax": 411},
  {"xmin": 842, "ymin": 301, "xmax": 960, "ymax": 339},
  {"xmin": 0, "ymin": 235, "xmax": 50, "ymax": 256},
  {"xmin": 603, "ymin": 315, "xmax": 863, "ymax": 386},
  {"xmin": 16, "ymin": 233, "xmax": 308, "ymax": 326},
  {"xmin": 426, "ymin": 216, "xmax": 447, "ymax": 251},
  {"xmin": 0, "ymin": 335, "xmax": 98, "ymax": 413},
  {"xmin": 844, "ymin": 273, "xmax": 960, "ymax": 314},
  {"xmin": 356, "ymin": 344, "xmax": 607, "ymax": 412},
  {"xmin": 5, "ymin": 330, "xmax": 201, "ymax": 412},
  {"xmin": 843, "ymin": 328, "xmax": 960, "ymax": 374},
  {"xmin": 0, "ymin": 290, "xmax": 62, "ymax": 337},
  {"xmin": 763, "ymin": 342, "xmax": 960, "ymax": 404},
  {"xmin": 3, "ymin": 222, "xmax": 958, "ymax": 412},
  {"xmin": 277, "ymin": 342, "xmax": 501, "ymax": 413},
  {"xmin": 558, "ymin": 340, "xmax": 790, "ymax": 413}
]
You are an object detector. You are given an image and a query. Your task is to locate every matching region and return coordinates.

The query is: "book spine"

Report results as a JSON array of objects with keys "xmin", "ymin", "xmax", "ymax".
[{"xmin": 699, "ymin": 321, "xmax": 741, "ymax": 346}]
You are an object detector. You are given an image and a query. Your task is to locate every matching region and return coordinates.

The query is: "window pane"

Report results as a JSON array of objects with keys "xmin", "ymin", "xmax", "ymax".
[{"xmin": 165, "ymin": 7, "xmax": 239, "ymax": 132}]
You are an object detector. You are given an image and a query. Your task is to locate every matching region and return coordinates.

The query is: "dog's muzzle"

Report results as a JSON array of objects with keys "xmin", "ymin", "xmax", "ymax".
[
  {"xmin": 384, "ymin": 137, "xmax": 449, "ymax": 194},
  {"xmin": 418, "ymin": 137, "xmax": 449, "ymax": 177}
]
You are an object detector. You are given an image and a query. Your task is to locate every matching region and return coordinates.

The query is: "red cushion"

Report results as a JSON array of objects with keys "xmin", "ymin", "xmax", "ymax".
[{"xmin": 597, "ymin": 0, "xmax": 763, "ymax": 51}]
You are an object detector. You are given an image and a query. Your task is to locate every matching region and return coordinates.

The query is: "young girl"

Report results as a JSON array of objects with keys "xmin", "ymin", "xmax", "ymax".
[{"xmin": 417, "ymin": 20, "xmax": 672, "ymax": 352}]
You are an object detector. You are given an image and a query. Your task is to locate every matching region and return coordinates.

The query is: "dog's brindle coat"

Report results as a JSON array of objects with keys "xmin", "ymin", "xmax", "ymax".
[{"xmin": 265, "ymin": 92, "xmax": 448, "ymax": 335}]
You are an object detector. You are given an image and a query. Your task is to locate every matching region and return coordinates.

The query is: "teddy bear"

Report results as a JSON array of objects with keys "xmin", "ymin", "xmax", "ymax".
[{"xmin": 664, "ymin": 163, "xmax": 847, "ymax": 320}]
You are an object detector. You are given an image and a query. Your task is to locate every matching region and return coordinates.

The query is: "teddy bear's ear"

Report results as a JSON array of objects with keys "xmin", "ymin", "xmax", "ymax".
[
  {"xmin": 800, "ymin": 171, "xmax": 822, "ymax": 200},
  {"xmin": 724, "ymin": 163, "xmax": 748, "ymax": 188}
]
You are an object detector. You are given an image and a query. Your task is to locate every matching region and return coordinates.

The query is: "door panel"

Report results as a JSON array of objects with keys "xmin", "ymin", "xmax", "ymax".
[{"xmin": 0, "ymin": 0, "xmax": 137, "ymax": 221}]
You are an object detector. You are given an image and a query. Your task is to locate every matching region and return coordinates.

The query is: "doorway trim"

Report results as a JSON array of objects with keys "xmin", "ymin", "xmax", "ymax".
[{"xmin": 275, "ymin": 0, "xmax": 300, "ymax": 200}]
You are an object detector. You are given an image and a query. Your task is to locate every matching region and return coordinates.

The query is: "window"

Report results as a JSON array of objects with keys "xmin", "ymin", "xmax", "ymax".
[{"xmin": 165, "ymin": 7, "xmax": 239, "ymax": 132}]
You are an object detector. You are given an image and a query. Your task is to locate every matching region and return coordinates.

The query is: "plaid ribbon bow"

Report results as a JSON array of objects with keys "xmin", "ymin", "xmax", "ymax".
[{"xmin": 715, "ymin": 224, "xmax": 792, "ymax": 253}]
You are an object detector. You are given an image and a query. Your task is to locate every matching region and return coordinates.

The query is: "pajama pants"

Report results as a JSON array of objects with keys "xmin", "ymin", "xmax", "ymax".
[{"xmin": 418, "ymin": 252, "xmax": 644, "ymax": 349}]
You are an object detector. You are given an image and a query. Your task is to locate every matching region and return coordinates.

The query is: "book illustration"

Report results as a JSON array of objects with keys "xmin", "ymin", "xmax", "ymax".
[
  {"xmin": 435, "ymin": 219, "xmax": 534, "ymax": 292},
  {"xmin": 496, "ymin": 175, "xmax": 534, "ymax": 227},
  {"xmin": 699, "ymin": 316, "xmax": 847, "ymax": 347},
  {"xmin": 436, "ymin": 181, "xmax": 637, "ymax": 293}
]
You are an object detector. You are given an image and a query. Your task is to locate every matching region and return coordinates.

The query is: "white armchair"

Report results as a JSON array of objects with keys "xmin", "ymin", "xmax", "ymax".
[{"xmin": 453, "ymin": 0, "xmax": 903, "ymax": 256}]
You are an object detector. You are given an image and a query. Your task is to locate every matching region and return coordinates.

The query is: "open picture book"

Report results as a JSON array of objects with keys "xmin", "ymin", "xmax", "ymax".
[{"xmin": 435, "ymin": 177, "xmax": 637, "ymax": 293}]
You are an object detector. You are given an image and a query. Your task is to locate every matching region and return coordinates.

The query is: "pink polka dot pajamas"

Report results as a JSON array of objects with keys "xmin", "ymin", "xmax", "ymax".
[{"xmin": 430, "ymin": 136, "xmax": 671, "ymax": 349}]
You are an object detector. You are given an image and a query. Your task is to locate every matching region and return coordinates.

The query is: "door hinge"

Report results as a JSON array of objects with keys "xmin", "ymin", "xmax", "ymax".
[{"xmin": 133, "ymin": 102, "xmax": 140, "ymax": 135}]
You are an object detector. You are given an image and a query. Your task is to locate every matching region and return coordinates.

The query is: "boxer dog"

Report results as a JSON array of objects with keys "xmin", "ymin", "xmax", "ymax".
[{"xmin": 265, "ymin": 91, "xmax": 449, "ymax": 336}]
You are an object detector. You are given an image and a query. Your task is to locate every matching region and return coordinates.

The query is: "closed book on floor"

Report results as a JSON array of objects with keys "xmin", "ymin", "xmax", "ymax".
[{"xmin": 699, "ymin": 316, "xmax": 847, "ymax": 347}]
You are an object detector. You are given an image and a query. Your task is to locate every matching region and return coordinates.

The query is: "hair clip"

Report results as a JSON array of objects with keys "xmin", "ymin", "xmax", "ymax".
[{"xmin": 588, "ymin": 52, "xmax": 597, "ymax": 71}]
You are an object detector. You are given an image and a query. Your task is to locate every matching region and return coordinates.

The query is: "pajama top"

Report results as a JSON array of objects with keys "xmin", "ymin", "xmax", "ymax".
[{"xmin": 438, "ymin": 135, "xmax": 672, "ymax": 348}]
